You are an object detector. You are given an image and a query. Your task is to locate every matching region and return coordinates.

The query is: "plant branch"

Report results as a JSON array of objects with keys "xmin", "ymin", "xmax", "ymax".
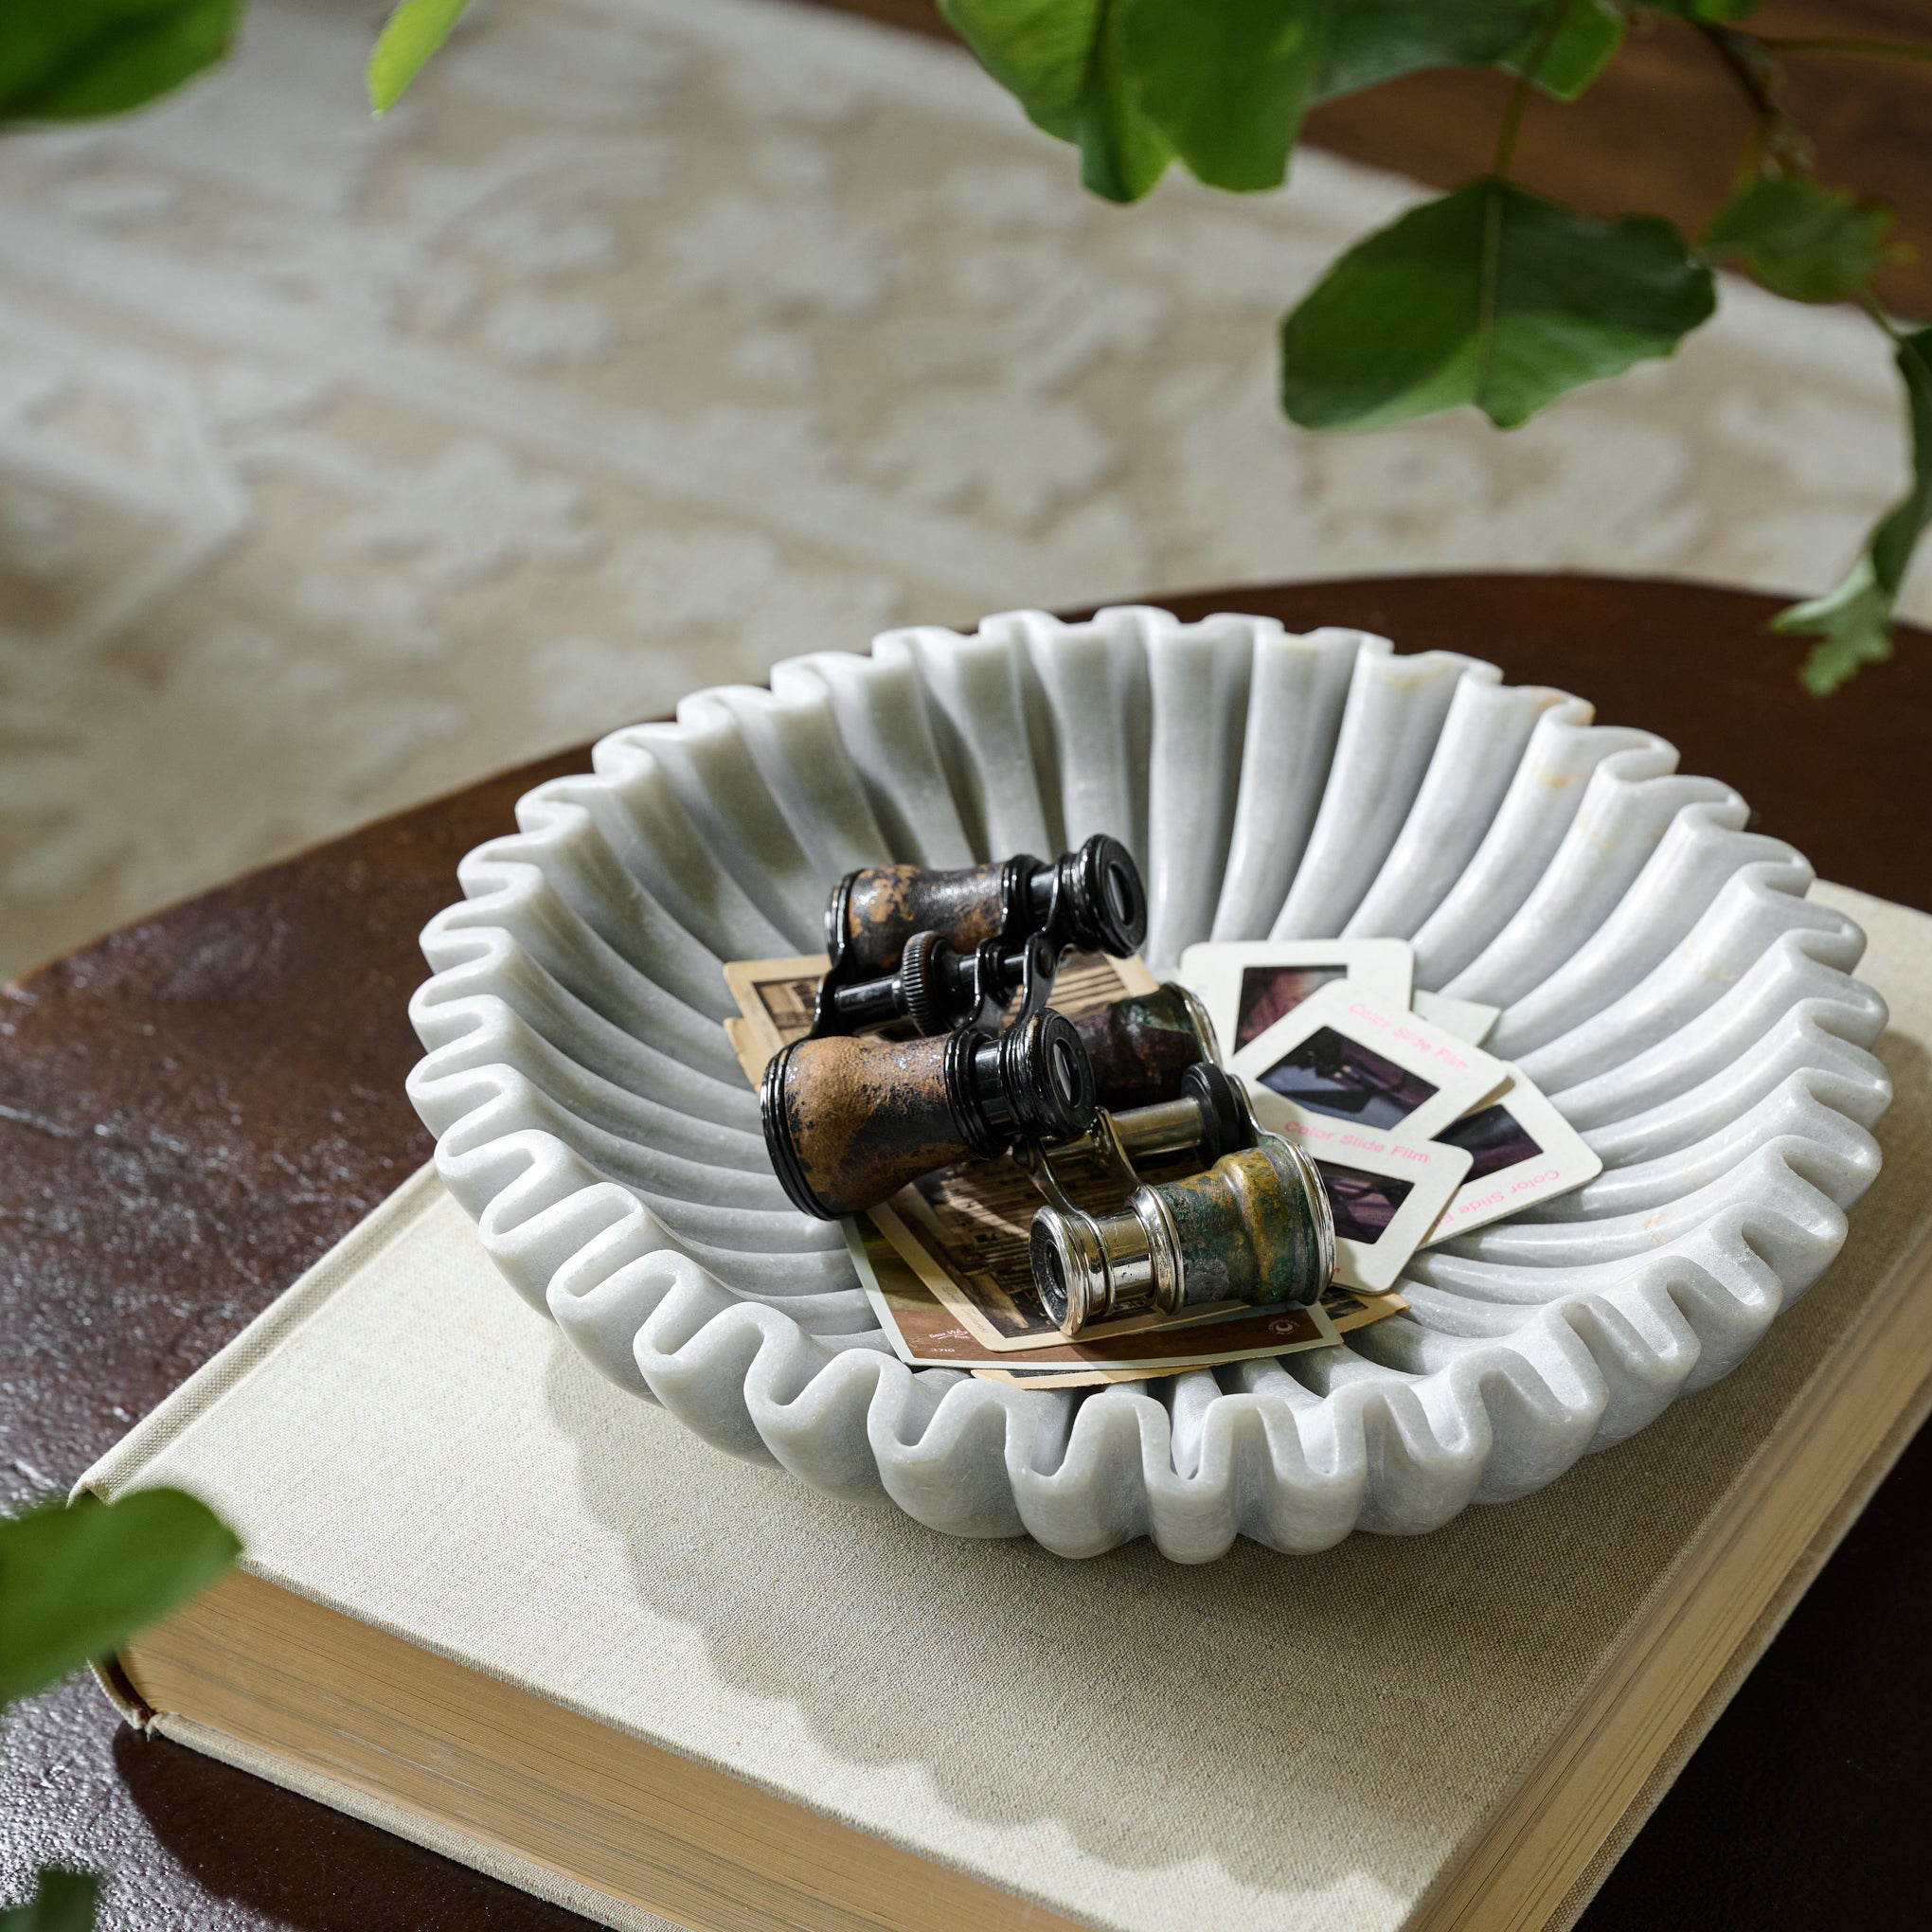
[
  {"xmin": 1694, "ymin": 24, "xmax": 1811, "ymax": 174},
  {"xmin": 1492, "ymin": 65, "xmax": 1535, "ymax": 176},
  {"xmin": 1758, "ymin": 36, "xmax": 1932, "ymax": 65}
]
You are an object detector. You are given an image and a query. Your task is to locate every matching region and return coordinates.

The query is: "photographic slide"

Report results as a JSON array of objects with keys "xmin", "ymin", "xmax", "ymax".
[
  {"xmin": 1176, "ymin": 938, "xmax": 1412, "ymax": 1065},
  {"xmin": 1423, "ymin": 1074, "xmax": 1604, "ymax": 1245},
  {"xmin": 1255, "ymin": 1110, "xmax": 1473, "ymax": 1293},
  {"xmin": 1436, "ymin": 1101, "xmax": 1542, "ymax": 1182},
  {"xmin": 1259, "ymin": 1025, "xmax": 1439, "ymax": 1131},
  {"xmin": 1232, "ymin": 977, "xmax": 1507, "ymax": 1142},
  {"xmin": 1316, "ymin": 1162, "xmax": 1416, "ymax": 1243}
]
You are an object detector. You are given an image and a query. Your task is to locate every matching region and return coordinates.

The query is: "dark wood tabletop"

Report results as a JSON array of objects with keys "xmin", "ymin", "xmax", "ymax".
[{"xmin": 3, "ymin": 574, "xmax": 1928, "ymax": 1931}]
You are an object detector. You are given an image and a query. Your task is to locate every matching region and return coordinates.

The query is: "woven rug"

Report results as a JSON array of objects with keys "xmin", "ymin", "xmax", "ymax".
[{"xmin": 0, "ymin": 0, "xmax": 1914, "ymax": 980}]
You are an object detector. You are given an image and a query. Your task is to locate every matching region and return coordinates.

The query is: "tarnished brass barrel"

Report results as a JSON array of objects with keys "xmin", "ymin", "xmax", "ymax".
[
  {"xmin": 825, "ymin": 833, "xmax": 1147, "ymax": 978},
  {"xmin": 1030, "ymin": 1134, "xmax": 1333, "ymax": 1337},
  {"xmin": 763, "ymin": 1010, "xmax": 1098, "ymax": 1219},
  {"xmin": 1072, "ymin": 982, "xmax": 1220, "ymax": 1111}
]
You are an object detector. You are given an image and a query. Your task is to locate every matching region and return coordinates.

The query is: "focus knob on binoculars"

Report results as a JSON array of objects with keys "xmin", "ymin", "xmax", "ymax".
[
  {"xmin": 1030, "ymin": 1133, "xmax": 1334, "ymax": 1338},
  {"xmin": 763, "ymin": 1009, "xmax": 1098, "ymax": 1219},
  {"xmin": 823, "ymin": 833, "xmax": 1148, "ymax": 983},
  {"xmin": 813, "ymin": 930, "xmax": 1057, "ymax": 1040}
]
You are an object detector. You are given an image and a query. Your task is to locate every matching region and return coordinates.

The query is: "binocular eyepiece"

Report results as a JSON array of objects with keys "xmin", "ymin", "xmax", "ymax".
[
  {"xmin": 1030, "ymin": 1133, "xmax": 1334, "ymax": 1337},
  {"xmin": 763, "ymin": 1009, "xmax": 1097, "ymax": 1219},
  {"xmin": 825, "ymin": 833, "xmax": 1147, "ymax": 982}
]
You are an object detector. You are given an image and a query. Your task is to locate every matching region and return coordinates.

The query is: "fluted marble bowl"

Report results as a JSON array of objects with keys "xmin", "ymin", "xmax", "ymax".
[{"xmin": 407, "ymin": 608, "xmax": 1891, "ymax": 1561}]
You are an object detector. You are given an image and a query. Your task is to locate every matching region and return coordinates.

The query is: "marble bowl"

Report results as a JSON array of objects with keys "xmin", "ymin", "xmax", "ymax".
[{"xmin": 407, "ymin": 608, "xmax": 1891, "ymax": 1561}]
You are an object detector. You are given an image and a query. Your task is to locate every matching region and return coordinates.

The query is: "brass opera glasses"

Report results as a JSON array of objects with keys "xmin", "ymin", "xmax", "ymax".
[{"xmin": 1027, "ymin": 1063, "xmax": 1334, "ymax": 1338}]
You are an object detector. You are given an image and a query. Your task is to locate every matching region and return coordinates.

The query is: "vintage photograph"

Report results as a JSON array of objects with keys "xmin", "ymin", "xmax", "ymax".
[{"xmin": 1258, "ymin": 1025, "xmax": 1440, "ymax": 1129}]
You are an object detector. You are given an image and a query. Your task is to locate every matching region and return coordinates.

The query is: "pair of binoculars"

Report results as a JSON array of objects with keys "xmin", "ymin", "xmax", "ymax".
[
  {"xmin": 762, "ymin": 977, "xmax": 1227, "ymax": 1219},
  {"xmin": 811, "ymin": 834, "xmax": 1147, "ymax": 1039},
  {"xmin": 768, "ymin": 838, "xmax": 1170, "ymax": 1219},
  {"xmin": 760, "ymin": 840, "xmax": 1333, "ymax": 1341}
]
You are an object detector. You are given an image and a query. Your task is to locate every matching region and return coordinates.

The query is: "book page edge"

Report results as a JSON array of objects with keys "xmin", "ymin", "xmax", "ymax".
[{"xmin": 149, "ymin": 1710, "xmax": 686, "ymax": 1932}]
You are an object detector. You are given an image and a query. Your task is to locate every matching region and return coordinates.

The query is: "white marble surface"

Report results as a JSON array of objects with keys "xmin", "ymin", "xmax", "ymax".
[{"xmin": 408, "ymin": 608, "xmax": 1891, "ymax": 1560}]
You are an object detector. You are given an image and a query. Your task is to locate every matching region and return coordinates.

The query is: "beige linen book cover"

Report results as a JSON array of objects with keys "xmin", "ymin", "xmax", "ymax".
[{"xmin": 83, "ymin": 884, "xmax": 1932, "ymax": 1932}]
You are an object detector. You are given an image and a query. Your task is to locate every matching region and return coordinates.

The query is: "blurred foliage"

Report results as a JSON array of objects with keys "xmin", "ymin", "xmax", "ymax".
[
  {"xmin": 0, "ymin": 0, "xmax": 241, "ymax": 122},
  {"xmin": 3, "ymin": 0, "xmax": 1926, "ymax": 689},
  {"xmin": 0, "ymin": 1489, "xmax": 242, "ymax": 1928}
]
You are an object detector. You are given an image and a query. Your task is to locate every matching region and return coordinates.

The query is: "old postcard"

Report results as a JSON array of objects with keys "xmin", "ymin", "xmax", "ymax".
[
  {"xmin": 967, "ymin": 1282, "xmax": 1405, "ymax": 1387},
  {"xmin": 722, "ymin": 951, "xmax": 831, "ymax": 1083}
]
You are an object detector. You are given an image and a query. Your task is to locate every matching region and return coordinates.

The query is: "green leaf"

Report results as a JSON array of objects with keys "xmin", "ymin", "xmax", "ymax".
[
  {"xmin": 1314, "ymin": 1, "xmax": 1551, "ymax": 101},
  {"xmin": 1501, "ymin": 0, "xmax": 1625, "ymax": 101},
  {"xmin": 1280, "ymin": 178, "xmax": 1716, "ymax": 431},
  {"xmin": 1124, "ymin": 1, "xmax": 1587, "ymax": 189},
  {"xmin": 1775, "ymin": 325, "xmax": 1932, "ymax": 691},
  {"xmin": 0, "ymin": 1869, "xmax": 98, "ymax": 1932},
  {"xmin": 939, "ymin": 0, "xmax": 1099, "ymax": 139},
  {"xmin": 1706, "ymin": 175, "xmax": 1899, "ymax": 304},
  {"xmin": 1121, "ymin": 0, "xmax": 1322, "ymax": 192},
  {"xmin": 367, "ymin": 0, "xmax": 473, "ymax": 115},
  {"xmin": 941, "ymin": 0, "xmax": 1171, "ymax": 201},
  {"xmin": 0, "ymin": 0, "xmax": 240, "ymax": 123},
  {"xmin": 1072, "ymin": 0, "xmax": 1172, "ymax": 201},
  {"xmin": 0, "ymin": 1489, "xmax": 241, "ymax": 1706}
]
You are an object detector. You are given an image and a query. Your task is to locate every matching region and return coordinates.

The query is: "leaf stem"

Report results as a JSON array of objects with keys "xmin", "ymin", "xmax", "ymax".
[
  {"xmin": 1758, "ymin": 36, "xmax": 1932, "ymax": 65},
  {"xmin": 1857, "ymin": 287, "xmax": 1905, "ymax": 348},
  {"xmin": 1493, "ymin": 0, "xmax": 1576, "ymax": 177},
  {"xmin": 1474, "ymin": 180, "xmax": 1505, "ymax": 407},
  {"xmin": 1693, "ymin": 24, "xmax": 1811, "ymax": 175}
]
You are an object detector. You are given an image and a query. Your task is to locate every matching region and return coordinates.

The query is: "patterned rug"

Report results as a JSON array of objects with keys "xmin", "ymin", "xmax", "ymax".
[{"xmin": 0, "ymin": 0, "xmax": 1914, "ymax": 979}]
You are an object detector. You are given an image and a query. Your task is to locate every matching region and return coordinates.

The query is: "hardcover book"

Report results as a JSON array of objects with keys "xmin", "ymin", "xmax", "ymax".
[{"xmin": 84, "ymin": 883, "xmax": 1932, "ymax": 1932}]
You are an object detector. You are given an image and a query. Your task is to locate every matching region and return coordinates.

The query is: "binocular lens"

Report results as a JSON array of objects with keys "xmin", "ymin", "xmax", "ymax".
[
  {"xmin": 1047, "ymin": 1029, "xmax": 1083, "ymax": 1112},
  {"xmin": 1072, "ymin": 833, "xmax": 1149, "ymax": 959}
]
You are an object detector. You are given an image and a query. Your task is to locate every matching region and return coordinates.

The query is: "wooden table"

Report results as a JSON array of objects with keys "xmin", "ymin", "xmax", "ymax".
[{"xmin": 3, "ymin": 575, "xmax": 1928, "ymax": 1930}]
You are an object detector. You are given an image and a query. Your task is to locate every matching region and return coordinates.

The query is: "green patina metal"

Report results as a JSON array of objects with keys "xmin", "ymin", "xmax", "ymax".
[{"xmin": 1153, "ymin": 1136, "xmax": 1324, "ymax": 1310}]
